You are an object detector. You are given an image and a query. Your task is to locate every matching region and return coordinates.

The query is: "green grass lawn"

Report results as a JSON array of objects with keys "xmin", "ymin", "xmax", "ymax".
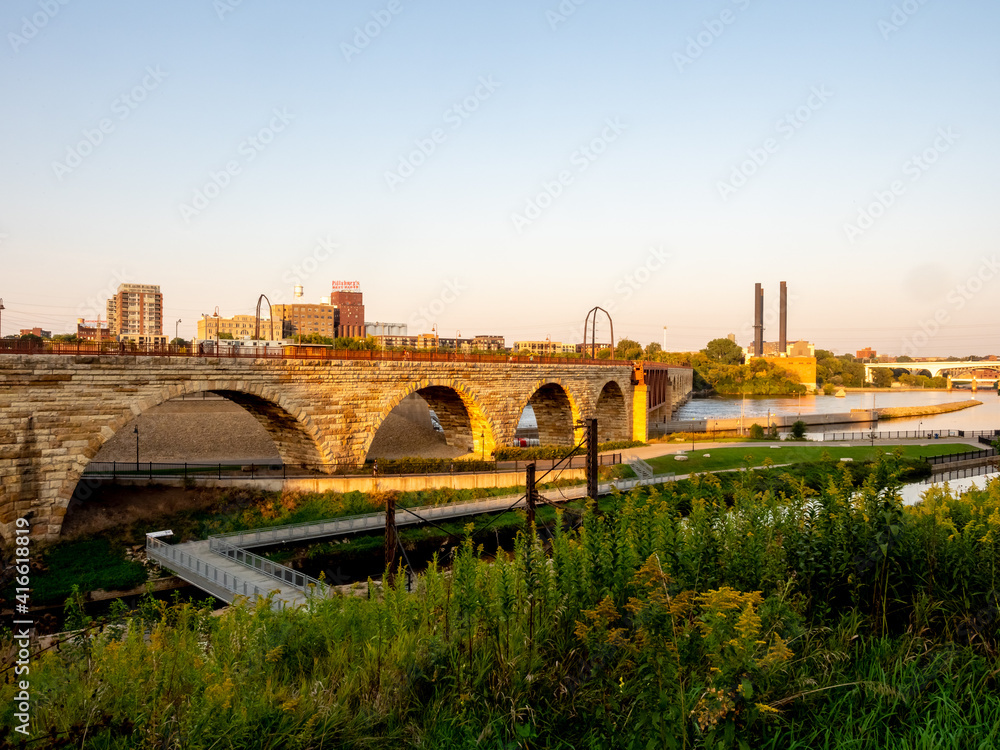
[{"xmin": 645, "ymin": 442, "xmax": 973, "ymax": 475}]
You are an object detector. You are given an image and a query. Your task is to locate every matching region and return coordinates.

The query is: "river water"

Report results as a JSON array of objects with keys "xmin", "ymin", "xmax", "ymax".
[{"xmin": 674, "ymin": 389, "xmax": 1000, "ymax": 433}]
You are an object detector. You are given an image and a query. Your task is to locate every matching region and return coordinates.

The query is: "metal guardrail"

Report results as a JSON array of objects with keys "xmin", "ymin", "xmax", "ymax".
[
  {"xmin": 962, "ymin": 430, "xmax": 1000, "ymax": 439},
  {"xmin": 628, "ymin": 457, "xmax": 654, "ymax": 481},
  {"xmin": 213, "ymin": 494, "xmax": 544, "ymax": 548},
  {"xmin": 609, "ymin": 472, "xmax": 677, "ymax": 492},
  {"xmin": 146, "ymin": 536, "xmax": 272, "ymax": 602},
  {"xmin": 82, "ymin": 454, "xmax": 622, "ymax": 481},
  {"xmin": 927, "ymin": 448, "xmax": 997, "ymax": 466},
  {"xmin": 208, "ymin": 537, "xmax": 327, "ymax": 594},
  {"xmin": 821, "ymin": 429, "xmax": 962, "ymax": 441},
  {"xmin": 917, "ymin": 464, "xmax": 999, "ymax": 485},
  {"xmin": 0, "ymin": 339, "xmax": 648, "ymax": 367}
]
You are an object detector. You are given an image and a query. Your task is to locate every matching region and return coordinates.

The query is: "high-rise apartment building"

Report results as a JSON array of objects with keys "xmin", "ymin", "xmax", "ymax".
[{"xmin": 106, "ymin": 284, "xmax": 166, "ymax": 346}]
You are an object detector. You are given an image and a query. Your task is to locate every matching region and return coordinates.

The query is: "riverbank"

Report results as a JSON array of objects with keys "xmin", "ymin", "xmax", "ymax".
[{"xmin": 871, "ymin": 399, "xmax": 982, "ymax": 420}]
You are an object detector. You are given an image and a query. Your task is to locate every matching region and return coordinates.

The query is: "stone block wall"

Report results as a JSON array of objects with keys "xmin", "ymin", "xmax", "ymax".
[{"xmin": 0, "ymin": 355, "xmax": 635, "ymax": 541}]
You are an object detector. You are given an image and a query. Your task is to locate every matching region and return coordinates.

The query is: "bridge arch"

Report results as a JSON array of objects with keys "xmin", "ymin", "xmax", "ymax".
[
  {"xmin": 595, "ymin": 380, "xmax": 629, "ymax": 442},
  {"xmin": 522, "ymin": 380, "xmax": 583, "ymax": 447},
  {"xmin": 57, "ymin": 381, "xmax": 333, "ymax": 536},
  {"xmin": 364, "ymin": 380, "xmax": 498, "ymax": 460}
]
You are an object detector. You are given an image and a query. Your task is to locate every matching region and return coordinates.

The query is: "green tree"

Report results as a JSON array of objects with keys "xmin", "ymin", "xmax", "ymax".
[
  {"xmin": 615, "ymin": 338, "xmax": 643, "ymax": 360},
  {"xmin": 790, "ymin": 420, "xmax": 807, "ymax": 439},
  {"xmin": 872, "ymin": 369, "xmax": 893, "ymax": 388},
  {"xmin": 701, "ymin": 337, "xmax": 743, "ymax": 365},
  {"xmin": 170, "ymin": 337, "xmax": 188, "ymax": 347},
  {"xmin": 218, "ymin": 332, "xmax": 234, "ymax": 340},
  {"xmin": 644, "ymin": 341, "xmax": 662, "ymax": 359}
]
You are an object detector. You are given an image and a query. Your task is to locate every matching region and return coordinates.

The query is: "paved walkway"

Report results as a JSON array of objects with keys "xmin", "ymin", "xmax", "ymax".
[{"xmin": 149, "ymin": 435, "xmax": 989, "ymax": 609}]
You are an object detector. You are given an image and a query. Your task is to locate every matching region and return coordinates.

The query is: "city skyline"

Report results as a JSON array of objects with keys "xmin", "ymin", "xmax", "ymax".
[{"xmin": 1, "ymin": 1, "xmax": 998, "ymax": 356}]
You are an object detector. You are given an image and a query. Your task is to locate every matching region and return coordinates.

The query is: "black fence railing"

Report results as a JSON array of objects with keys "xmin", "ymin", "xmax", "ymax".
[
  {"xmin": 821, "ymin": 429, "xmax": 962, "ymax": 441},
  {"xmin": 927, "ymin": 448, "xmax": 998, "ymax": 466},
  {"xmin": 961, "ymin": 429, "xmax": 1000, "ymax": 438},
  {"xmin": 81, "ymin": 454, "xmax": 622, "ymax": 481},
  {"xmin": 918, "ymin": 464, "xmax": 999, "ymax": 485}
]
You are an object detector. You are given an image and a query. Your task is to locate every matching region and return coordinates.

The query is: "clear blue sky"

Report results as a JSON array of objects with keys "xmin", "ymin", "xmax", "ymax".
[{"xmin": 1, "ymin": 0, "xmax": 998, "ymax": 356}]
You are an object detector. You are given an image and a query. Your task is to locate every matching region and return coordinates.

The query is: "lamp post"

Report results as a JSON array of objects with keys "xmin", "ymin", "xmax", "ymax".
[
  {"xmin": 0, "ymin": 298, "xmax": 4, "ymax": 341},
  {"xmin": 918, "ymin": 420, "xmax": 922, "ymax": 439},
  {"xmin": 133, "ymin": 425, "xmax": 139, "ymax": 472},
  {"xmin": 175, "ymin": 319, "xmax": 181, "ymax": 347},
  {"xmin": 481, "ymin": 430, "xmax": 485, "ymax": 461}
]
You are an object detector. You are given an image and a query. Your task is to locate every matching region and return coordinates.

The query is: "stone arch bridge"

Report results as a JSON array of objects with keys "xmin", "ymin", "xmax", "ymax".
[{"xmin": 0, "ymin": 354, "xmax": 690, "ymax": 541}]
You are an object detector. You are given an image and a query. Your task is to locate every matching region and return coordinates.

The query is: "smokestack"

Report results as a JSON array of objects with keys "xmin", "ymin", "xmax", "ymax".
[
  {"xmin": 753, "ymin": 283, "xmax": 764, "ymax": 357},
  {"xmin": 779, "ymin": 281, "xmax": 787, "ymax": 355}
]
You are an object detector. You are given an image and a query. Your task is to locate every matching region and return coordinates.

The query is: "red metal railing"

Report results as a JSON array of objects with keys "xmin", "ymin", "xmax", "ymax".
[{"xmin": 0, "ymin": 339, "xmax": 677, "ymax": 367}]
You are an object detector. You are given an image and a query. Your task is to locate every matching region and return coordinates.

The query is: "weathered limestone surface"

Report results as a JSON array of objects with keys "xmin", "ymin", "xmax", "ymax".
[{"xmin": 0, "ymin": 355, "xmax": 643, "ymax": 541}]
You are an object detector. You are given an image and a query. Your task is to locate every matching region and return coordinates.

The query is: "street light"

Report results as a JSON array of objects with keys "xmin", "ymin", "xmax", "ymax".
[
  {"xmin": 0, "ymin": 298, "xmax": 4, "ymax": 341},
  {"xmin": 133, "ymin": 425, "xmax": 139, "ymax": 472},
  {"xmin": 175, "ymin": 319, "xmax": 182, "ymax": 343},
  {"xmin": 481, "ymin": 430, "xmax": 485, "ymax": 461}
]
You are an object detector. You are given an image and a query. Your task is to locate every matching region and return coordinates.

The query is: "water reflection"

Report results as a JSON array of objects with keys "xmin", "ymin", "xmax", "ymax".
[{"xmin": 674, "ymin": 389, "xmax": 1000, "ymax": 432}]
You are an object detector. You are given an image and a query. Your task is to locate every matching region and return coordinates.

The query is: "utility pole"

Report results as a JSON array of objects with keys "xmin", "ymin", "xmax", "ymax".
[
  {"xmin": 525, "ymin": 462, "xmax": 537, "ymax": 529},
  {"xmin": 384, "ymin": 491, "xmax": 397, "ymax": 587},
  {"xmin": 586, "ymin": 417, "xmax": 598, "ymax": 501}
]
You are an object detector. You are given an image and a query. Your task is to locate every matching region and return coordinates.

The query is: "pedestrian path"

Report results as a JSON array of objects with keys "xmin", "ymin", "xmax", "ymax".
[{"xmin": 146, "ymin": 469, "xmax": 677, "ymax": 608}]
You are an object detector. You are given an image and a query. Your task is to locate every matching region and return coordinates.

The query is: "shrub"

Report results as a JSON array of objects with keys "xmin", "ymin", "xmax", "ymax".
[{"xmin": 790, "ymin": 420, "xmax": 807, "ymax": 439}]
